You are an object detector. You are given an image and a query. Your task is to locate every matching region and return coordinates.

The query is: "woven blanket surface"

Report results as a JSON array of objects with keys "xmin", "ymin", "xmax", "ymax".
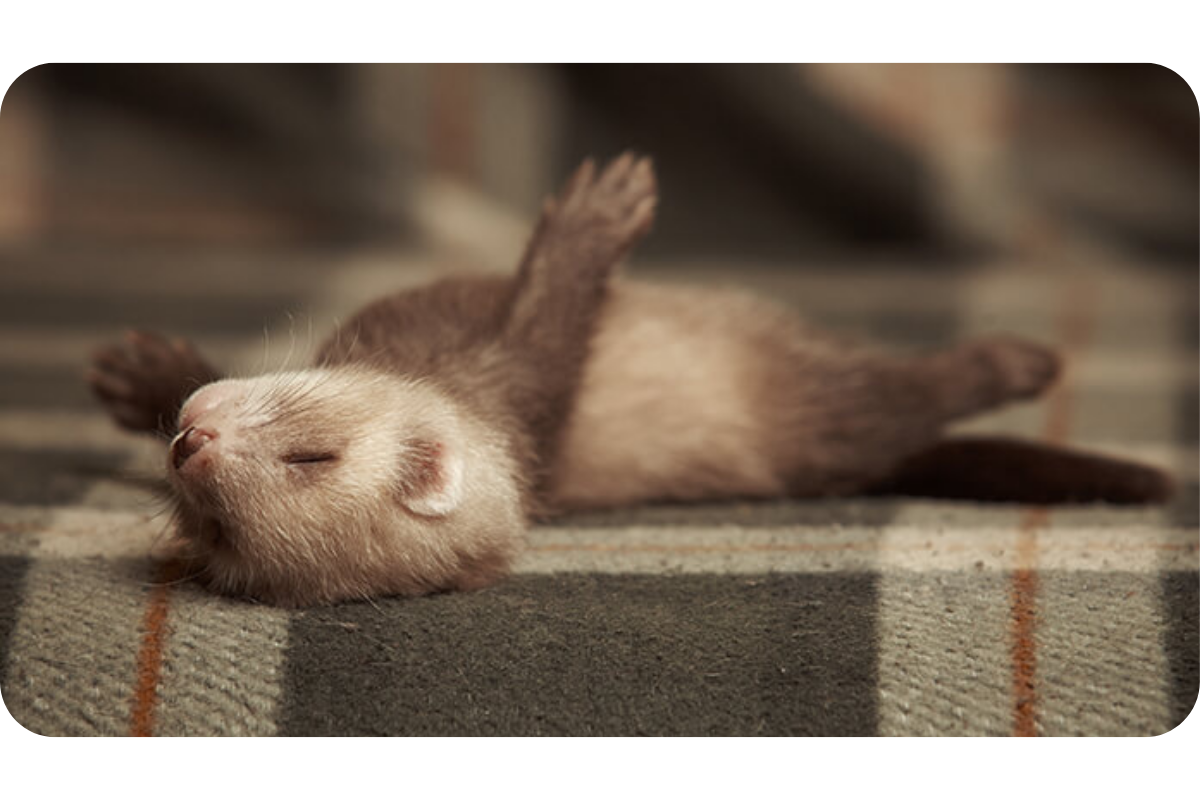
[{"xmin": 1, "ymin": 250, "xmax": 1196, "ymax": 736}]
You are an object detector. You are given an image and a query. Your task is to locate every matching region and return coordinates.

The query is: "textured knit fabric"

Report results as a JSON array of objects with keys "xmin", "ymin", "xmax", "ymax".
[{"xmin": 0, "ymin": 252, "xmax": 1196, "ymax": 736}]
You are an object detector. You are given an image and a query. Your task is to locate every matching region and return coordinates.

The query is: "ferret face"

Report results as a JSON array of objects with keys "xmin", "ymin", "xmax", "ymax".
[{"xmin": 167, "ymin": 368, "xmax": 524, "ymax": 606}]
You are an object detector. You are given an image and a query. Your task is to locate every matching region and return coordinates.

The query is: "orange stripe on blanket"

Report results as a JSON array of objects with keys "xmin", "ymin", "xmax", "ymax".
[
  {"xmin": 129, "ymin": 560, "xmax": 184, "ymax": 737},
  {"xmin": 1009, "ymin": 276, "xmax": 1096, "ymax": 737},
  {"xmin": 1011, "ymin": 510, "xmax": 1046, "ymax": 737}
]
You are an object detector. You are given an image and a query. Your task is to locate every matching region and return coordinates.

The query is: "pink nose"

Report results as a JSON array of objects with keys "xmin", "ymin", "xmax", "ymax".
[{"xmin": 171, "ymin": 425, "xmax": 216, "ymax": 470}]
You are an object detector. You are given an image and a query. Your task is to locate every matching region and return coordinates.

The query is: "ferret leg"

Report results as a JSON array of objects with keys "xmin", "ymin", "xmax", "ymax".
[
  {"xmin": 505, "ymin": 152, "xmax": 657, "ymax": 348},
  {"xmin": 770, "ymin": 337, "xmax": 1061, "ymax": 496},
  {"xmin": 503, "ymin": 153, "xmax": 657, "ymax": 465},
  {"xmin": 87, "ymin": 330, "xmax": 222, "ymax": 436},
  {"xmin": 920, "ymin": 335, "xmax": 1061, "ymax": 421}
]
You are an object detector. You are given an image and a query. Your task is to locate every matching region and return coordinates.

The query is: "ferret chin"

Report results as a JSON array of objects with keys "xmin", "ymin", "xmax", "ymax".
[{"xmin": 166, "ymin": 367, "xmax": 523, "ymax": 607}]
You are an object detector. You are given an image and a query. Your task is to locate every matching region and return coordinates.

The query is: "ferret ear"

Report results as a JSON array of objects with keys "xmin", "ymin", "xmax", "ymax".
[{"xmin": 398, "ymin": 439, "xmax": 464, "ymax": 518}]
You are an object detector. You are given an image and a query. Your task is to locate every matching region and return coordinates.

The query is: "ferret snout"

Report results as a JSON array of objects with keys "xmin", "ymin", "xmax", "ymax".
[
  {"xmin": 177, "ymin": 380, "xmax": 245, "ymax": 433},
  {"xmin": 171, "ymin": 425, "xmax": 217, "ymax": 470}
]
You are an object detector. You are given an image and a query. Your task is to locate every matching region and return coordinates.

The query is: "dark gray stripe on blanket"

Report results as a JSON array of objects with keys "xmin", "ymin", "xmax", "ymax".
[
  {"xmin": 0, "ymin": 556, "xmax": 32, "ymax": 690},
  {"xmin": 0, "ymin": 287, "xmax": 300, "ymax": 335},
  {"xmin": 1166, "ymin": 309, "xmax": 1200, "ymax": 729},
  {"xmin": 0, "ymin": 445, "xmax": 129, "ymax": 505},
  {"xmin": 280, "ymin": 573, "xmax": 880, "ymax": 736},
  {"xmin": 0, "ymin": 364, "xmax": 106, "ymax": 410},
  {"xmin": 1161, "ymin": 571, "xmax": 1199, "ymax": 730}
]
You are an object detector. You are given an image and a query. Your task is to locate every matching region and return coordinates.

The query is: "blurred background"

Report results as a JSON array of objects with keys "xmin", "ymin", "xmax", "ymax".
[
  {"xmin": 1, "ymin": 64, "xmax": 1195, "ymax": 264},
  {"xmin": 0, "ymin": 65, "xmax": 1195, "ymax": 504}
]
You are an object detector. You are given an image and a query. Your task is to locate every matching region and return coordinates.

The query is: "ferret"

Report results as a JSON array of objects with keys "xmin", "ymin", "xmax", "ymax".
[{"xmin": 86, "ymin": 154, "xmax": 1173, "ymax": 607}]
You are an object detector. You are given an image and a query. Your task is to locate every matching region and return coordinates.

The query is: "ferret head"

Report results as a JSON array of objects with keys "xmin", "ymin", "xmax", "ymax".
[{"xmin": 166, "ymin": 366, "xmax": 524, "ymax": 606}]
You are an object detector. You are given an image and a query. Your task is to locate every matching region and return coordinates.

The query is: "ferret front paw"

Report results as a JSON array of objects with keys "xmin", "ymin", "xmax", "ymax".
[
  {"xmin": 546, "ymin": 151, "xmax": 658, "ymax": 267},
  {"xmin": 86, "ymin": 330, "xmax": 220, "ymax": 434}
]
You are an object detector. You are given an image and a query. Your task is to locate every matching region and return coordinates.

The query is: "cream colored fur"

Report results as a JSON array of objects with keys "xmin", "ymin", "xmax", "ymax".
[{"xmin": 169, "ymin": 367, "xmax": 523, "ymax": 606}]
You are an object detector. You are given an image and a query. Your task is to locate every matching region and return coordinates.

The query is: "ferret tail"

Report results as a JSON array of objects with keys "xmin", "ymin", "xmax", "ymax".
[{"xmin": 869, "ymin": 436, "xmax": 1174, "ymax": 505}]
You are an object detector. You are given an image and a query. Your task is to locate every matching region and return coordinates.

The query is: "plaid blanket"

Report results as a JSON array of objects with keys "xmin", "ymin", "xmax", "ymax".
[{"xmin": 1, "ymin": 248, "xmax": 1196, "ymax": 736}]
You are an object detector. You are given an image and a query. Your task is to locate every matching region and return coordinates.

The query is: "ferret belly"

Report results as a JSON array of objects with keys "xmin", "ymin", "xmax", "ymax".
[{"xmin": 547, "ymin": 282, "xmax": 789, "ymax": 510}]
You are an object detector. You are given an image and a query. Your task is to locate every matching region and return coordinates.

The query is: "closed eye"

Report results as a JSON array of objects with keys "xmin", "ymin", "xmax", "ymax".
[{"xmin": 283, "ymin": 452, "xmax": 338, "ymax": 465}]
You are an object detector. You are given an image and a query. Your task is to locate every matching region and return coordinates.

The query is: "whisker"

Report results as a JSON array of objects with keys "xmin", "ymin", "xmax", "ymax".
[
  {"xmin": 282, "ymin": 311, "xmax": 298, "ymax": 374},
  {"xmin": 140, "ymin": 560, "xmax": 212, "ymax": 589},
  {"xmin": 257, "ymin": 324, "xmax": 271, "ymax": 375},
  {"xmin": 306, "ymin": 313, "xmax": 315, "ymax": 365}
]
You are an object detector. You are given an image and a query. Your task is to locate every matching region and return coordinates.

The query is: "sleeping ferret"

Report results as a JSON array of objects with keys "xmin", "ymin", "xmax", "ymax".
[{"xmin": 86, "ymin": 154, "xmax": 1172, "ymax": 606}]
